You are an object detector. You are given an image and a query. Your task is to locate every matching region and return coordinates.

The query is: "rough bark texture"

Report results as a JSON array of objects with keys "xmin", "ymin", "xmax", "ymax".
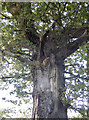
[
  {"xmin": 32, "ymin": 29, "xmax": 89, "ymax": 118},
  {"xmin": 32, "ymin": 56, "xmax": 67, "ymax": 118}
]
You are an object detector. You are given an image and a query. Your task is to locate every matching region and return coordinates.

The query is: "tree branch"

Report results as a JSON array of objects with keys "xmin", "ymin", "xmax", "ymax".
[
  {"xmin": 0, "ymin": 76, "xmax": 14, "ymax": 80},
  {"xmin": 65, "ymin": 71, "xmax": 79, "ymax": 77},
  {"xmin": 2, "ymin": 50, "xmax": 39, "ymax": 66},
  {"xmin": 65, "ymin": 71, "xmax": 89, "ymax": 80},
  {"xmin": 70, "ymin": 105, "xmax": 87, "ymax": 117},
  {"xmin": 65, "ymin": 76, "xmax": 89, "ymax": 80},
  {"xmin": 0, "ymin": 73, "xmax": 30, "ymax": 80},
  {"xmin": 65, "ymin": 64, "xmax": 79, "ymax": 68},
  {"xmin": 0, "ymin": 13, "xmax": 11, "ymax": 19},
  {"xmin": 64, "ymin": 26, "xmax": 88, "ymax": 38},
  {"xmin": 52, "ymin": 27, "xmax": 89, "ymax": 59},
  {"xmin": 65, "ymin": 29, "xmax": 89, "ymax": 58}
]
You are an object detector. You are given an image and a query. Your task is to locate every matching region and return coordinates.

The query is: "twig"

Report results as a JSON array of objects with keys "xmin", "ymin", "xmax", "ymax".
[{"xmin": 0, "ymin": 13, "xmax": 11, "ymax": 19}]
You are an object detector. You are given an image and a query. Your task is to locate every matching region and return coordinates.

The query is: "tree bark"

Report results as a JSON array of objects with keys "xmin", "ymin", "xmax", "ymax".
[
  {"xmin": 32, "ymin": 28, "xmax": 89, "ymax": 118},
  {"xmin": 32, "ymin": 57, "xmax": 67, "ymax": 118}
]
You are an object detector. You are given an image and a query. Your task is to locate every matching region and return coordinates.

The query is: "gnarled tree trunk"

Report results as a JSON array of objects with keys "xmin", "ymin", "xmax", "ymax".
[
  {"xmin": 32, "ymin": 28, "xmax": 88, "ymax": 118},
  {"xmin": 32, "ymin": 57, "xmax": 67, "ymax": 118}
]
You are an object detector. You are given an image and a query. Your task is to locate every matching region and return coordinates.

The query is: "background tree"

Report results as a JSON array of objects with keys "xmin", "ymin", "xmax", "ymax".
[{"xmin": 1, "ymin": 2, "xmax": 89, "ymax": 118}]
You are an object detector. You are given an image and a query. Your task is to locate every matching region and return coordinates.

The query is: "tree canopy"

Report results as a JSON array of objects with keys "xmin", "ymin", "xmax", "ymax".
[{"xmin": 0, "ymin": 2, "xmax": 89, "ymax": 118}]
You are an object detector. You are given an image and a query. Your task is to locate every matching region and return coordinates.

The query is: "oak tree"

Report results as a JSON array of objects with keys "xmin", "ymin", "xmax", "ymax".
[{"xmin": 1, "ymin": 2, "xmax": 89, "ymax": 118}]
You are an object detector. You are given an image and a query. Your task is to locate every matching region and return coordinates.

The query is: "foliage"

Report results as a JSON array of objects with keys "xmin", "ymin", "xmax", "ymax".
[
  {"xmin": 0, "ymin": 2, "xmax": 89, "ymax": 118},
  {"xmin": 65, "ymin": 45, "xmax": 88, "ymax": 117}
]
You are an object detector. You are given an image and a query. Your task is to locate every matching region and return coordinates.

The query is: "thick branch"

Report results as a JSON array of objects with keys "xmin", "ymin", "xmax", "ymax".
[
  {"xmin": 52, "ymin": 27, "xmax": 89, "ymax": 59},
  {"xmin": 64, "ymin": 26, "xmax": 89, "ymax": 38},
  {"xmin": 65, "ymin": 29, "xmax": 89, "ymax": 58}
]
